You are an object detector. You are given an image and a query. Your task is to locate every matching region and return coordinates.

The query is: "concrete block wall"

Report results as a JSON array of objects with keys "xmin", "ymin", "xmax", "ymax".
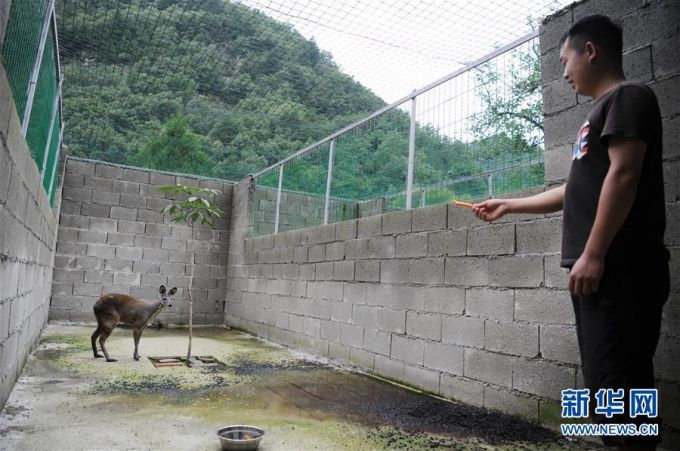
[
  {"xmin": 250, "ymin": 185, "xmax": 439, "ymax": 237},
  {"xmin": 250, "ymin": 185, "xmax": 358, "ymax": 236},
  {"xmin": 0, "ymin": 60, "xmax": 61, "ymax": 410},
  {"xmin": 51, "ymin": 158, "xmax": 234, "ymax": 324},
  {"xmin": 227, "ymin": 188, "xmax": 577, "ymax": 424},
  {"xmin": 225, "ymin": 0, "xmax": 680, "ymax": 443},
  {"xmin": 540, "ymin": 0, "xmax": 680, "ymax": 443}
]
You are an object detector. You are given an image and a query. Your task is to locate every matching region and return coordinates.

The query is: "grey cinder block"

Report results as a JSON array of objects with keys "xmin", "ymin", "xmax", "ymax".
[
  {"xmin": 391, "ymin": 334, "xmax": 425, "ymax": 366},
  {"xmin": 465, "ymin": 288, "xmax": 514, "ymax": 321},
  {"xmin": 540, "ymin": 324, "xmax": 580, "ymax": 365},
  {"xmin": 357, "ymin": 215, "xmax": 382, "ymax": 238},
  {"xmin": 382, "ymin": 209, "xmax": 411, "ymax": 235},
  {"xmin": 406, "ymin": 311, "xmax": 442, "ymax": 341},
  {"xmin": 513, "ymin": 358, "xmax": 576, "ymax": 399},
  {"xmin": 409, "ymin": 258, "xmax": 444, "ymax": 285},
  {"xmin": 424, "ymin": 342, "xmax": 464, "ymax": 375},
  {"xmin": 442, "ymin": 316, "xmax": 484, "ymax": 348},
  {"xmin": 412, "ymin": 204, "xmax": 447, "ymax": 232},
  {"xmin": 355, "ymin": 260, "xmax": 380, "ymax": 282},
  {"xmin": 467, "ymin": 224, "xmax": 514, "ymax": 256},
  {"xmin": 488, "ymin": 255, "xmax": 543, "ymax": 288},
  {"xmin": 444, "ymin": 257, "xmax": 489, "ymax": 286},
  {"xmin": 440, "ymin": 374, "xmax": 484, "ymax": 407},
  {"xmin": 484, "ymin": 320, "xmax": 539, "ymax": 358},
  {"xmin": 380, "ymin": 259, "xmax": 409, "ymax": 284},
  {"xmin": 428, "ymin": 229, "xmax": 466, "ymax": 257},
  {"xmin": 464, "ymin": 349, "xmax": 513, "ymax": 388},
  {"xmin": 395, "ymin": 233, "xmax": 428, "ymax": 258},
  {"xmin": 514, "ymin": 288, "xmax": 575, "ymax": 325}
]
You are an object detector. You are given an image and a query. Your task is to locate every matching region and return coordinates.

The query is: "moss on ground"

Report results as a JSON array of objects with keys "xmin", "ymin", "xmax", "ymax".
[{"xmin": 16, "ymin": 325, "xmax": 600, "ymax": 450}]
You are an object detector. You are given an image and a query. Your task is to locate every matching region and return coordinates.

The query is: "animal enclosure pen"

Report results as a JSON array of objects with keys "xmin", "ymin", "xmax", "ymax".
[
  {"xmin": 6, "ymin": 0, "xmax": 680, "ymax": 449},
  {"xmin": 0, "ymin": 324, "xmax": 601, "ymax": 450},
  {"xmin": 249, "ymin": 33, "xmax": 545, "ymax": 237}
]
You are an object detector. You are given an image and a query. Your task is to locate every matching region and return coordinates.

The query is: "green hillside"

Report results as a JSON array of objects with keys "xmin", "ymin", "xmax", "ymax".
[
  {"xmin": 57, "ymin": 0, "xmax": 543, "ymax": 200},
  {"xmin": 57, "ymin": 0, "xmax": 386, "ymax": 180}
]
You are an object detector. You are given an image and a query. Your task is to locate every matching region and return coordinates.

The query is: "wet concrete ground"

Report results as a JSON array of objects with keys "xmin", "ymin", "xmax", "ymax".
[{"xmin": 0, "ymin": 325, "xmax": 601, "ymax": 450}]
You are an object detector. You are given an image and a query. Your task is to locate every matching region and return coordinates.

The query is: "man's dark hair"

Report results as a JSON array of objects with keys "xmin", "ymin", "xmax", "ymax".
[{"xmin": 559, "ymin": 14, "xmax": 623, "ymax": 66}]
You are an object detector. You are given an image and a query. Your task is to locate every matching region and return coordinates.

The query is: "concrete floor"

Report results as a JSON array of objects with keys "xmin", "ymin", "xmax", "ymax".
[{"xmin": 0, "ymin": 324, "xmax": 600, "ymax": 450}]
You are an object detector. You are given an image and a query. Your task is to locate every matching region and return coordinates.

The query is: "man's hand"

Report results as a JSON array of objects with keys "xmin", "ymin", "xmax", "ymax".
[
  {"xmin": 473, "ymin": 199, "xmax": 512, "ymax": 222},
  {"xmin": 568, "ymin": 252, "xmax": 605, "ymax": 297}
]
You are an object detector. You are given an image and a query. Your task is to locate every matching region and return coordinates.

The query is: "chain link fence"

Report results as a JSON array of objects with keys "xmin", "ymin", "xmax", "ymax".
[
  {"xmin": 250, "ymin": 32, "xmax": 543, "ymax": 237},
  {"xmin": 1, "ymin": 0, "xmax": 63, "ymax": 206}
]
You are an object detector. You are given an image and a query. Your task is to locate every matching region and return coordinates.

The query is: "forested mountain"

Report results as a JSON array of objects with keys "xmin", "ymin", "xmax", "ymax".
[
  {"xmin": 57, "ymin": 0, "xmax": 386, "ymax": 180},
  {"xmin": 57, "ymin": 0, "xmax": 543, "ymax": 200}
]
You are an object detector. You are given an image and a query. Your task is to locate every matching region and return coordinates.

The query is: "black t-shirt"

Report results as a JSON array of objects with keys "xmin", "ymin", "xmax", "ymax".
[{"xmin": 561, "ymin": 81, "xmax": 667, "ymax": 268}]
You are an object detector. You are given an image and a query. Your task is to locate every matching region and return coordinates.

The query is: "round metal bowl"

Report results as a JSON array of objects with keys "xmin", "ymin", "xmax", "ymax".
[{"xmin": 217, "ymin": 425, "xmax": 265, "ymax": 451}]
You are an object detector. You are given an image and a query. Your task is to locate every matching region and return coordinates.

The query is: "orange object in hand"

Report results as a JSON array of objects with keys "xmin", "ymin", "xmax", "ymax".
[{"xmin": 451, "ymin": 200, "xmax": 476, "ymax": 209}]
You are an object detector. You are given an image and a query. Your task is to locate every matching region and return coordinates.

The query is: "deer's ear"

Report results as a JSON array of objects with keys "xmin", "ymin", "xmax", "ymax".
[
  {"xmin": 159, "ymin": 285, "xmax": 166, "ymax": 294},
  {"xmin": 169, "ymin": 287, "xmax": 177, "ymax": 295}
]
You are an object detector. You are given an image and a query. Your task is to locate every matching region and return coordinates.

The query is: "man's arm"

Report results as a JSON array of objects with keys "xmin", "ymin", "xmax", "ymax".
[
  {"xmin": 473, "ymin": 184, "xmax": 565, "ymax": 222},
  {"xmin": 568, "ymin": 136, "xmax": 646, "ymax": 296}
]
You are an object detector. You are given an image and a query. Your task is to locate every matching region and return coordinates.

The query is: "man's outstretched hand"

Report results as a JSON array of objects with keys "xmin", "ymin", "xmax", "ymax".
[{"xmin": 473, "ymin": 199, "xmax": 511, "ymax": 222}]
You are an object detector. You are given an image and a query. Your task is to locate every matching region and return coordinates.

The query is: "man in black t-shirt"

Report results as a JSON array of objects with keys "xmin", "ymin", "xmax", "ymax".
[{"xmin": 472, "ymin": 15, "xmax": 669, "ymax": 450}]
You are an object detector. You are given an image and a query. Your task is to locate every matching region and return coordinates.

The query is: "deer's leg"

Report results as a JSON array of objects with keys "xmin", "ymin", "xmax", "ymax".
[
  {"xmin": 133, "ymin": 329, "xmax": 142, "ymax": 361},
  {"xmin": 92, "ymin": 326, "xmax": 103, "ymax": 358},
  {"xmin": 99, "ymin": 327, "xmax": 117, "ymax": 362}
]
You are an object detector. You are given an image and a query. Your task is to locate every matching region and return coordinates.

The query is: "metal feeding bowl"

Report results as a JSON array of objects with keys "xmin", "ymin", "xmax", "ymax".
[{"xmin": 217, "ymin": 425, "xmax": 265, "ymax": 451}]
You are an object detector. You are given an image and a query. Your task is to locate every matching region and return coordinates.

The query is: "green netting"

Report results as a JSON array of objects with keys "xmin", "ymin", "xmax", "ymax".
[
  {"xmin": 408, "ymin": 38, "xmax": 544, "ymax": 208},
  {"xmin": 2, "ymin": 1, "xmax": 62, "ymax": 207},
  {"xmin": 26, "ymin": 27, "xmax": 57, "ymax": 168},
  {"xmin": 249, "ymin": 35, "xmax": 544, "ymax": 237},
  {"xmin": 44, "ymin": 110, "xmax": 61, "ymax": 205},
  {"xmin": 1, "ymin": 0, "xmax": 50, "ymax": 120}
]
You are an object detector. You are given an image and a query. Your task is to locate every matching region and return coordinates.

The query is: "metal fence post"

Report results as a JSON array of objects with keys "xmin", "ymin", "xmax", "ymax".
[
  {"xmin": 47, "ymin": 122, "xmax": 64, "ymax": 203},
  {"xmin": 488, "ymin": 174, "xmax": 493, "ymax": 197},
  {"xmin": 21, "ymin": 0, "xmax": 55, "ymax": 136},
  {"xmin": 406, "ymin": 95, "xmax": 416, "ymax": 210},
  {"xmin": 40, "ymin": 78, "xmax": 62, "ymax": 180},
  {"xmin": 274, "ymin": 165, "xmax": 283, "ymax": 234},
  {"xmin": 323, "ymin": 138, "xmax": 335, "ymax": 225}
]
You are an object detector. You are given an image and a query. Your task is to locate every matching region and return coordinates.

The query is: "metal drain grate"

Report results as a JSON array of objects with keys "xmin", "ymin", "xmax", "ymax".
[
  {"xmin": 148, "ymin": 356, "xmax": 185, "ymax": 368},
  {"xmin": 148, "ymin": 355, "xmax": 223, "ymax": 368}
]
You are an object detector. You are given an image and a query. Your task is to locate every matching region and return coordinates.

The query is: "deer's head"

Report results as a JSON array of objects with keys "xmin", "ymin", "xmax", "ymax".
[{"xmin": 158, "ymin": 285, "xmax": 177, "ymax": 308}]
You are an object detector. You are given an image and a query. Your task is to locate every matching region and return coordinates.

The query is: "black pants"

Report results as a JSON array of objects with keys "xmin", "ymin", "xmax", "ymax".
[{"xmin": 571, "ymin": 252, "xmax": 670, "ymax": 447}]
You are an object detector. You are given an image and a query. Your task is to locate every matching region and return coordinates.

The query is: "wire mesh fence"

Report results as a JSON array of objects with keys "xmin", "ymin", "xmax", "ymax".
[
  {"xmin": 250, "ymin": 33, "xmax": 543, "ymax": 237},
  {"xmin": 409, "ymin": 36, "xmax": 543, "ymax": 207},
  {"xmin": 1, "ymin": 0, "xmax": 63, "ymax": 207},
  {"xmin": 1, "ymin": 0, "xmax": 50, "ymax": 120},
  {"xmin": 26, "ymin": 27, "xmax": 57, "ymax": 165},
  {"xmin": 51, "ymin": 0, "xmax": 570, "ymax": 182}
]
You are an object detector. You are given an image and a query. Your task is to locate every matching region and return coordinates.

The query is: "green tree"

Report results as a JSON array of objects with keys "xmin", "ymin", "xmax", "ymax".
[
  {"xmin": 157, "ymin": 184, "xmax": 224, "ymax": 360},
  {"xmin": 469, "ymin": 38, "xmax": 544, "ymax": 194},
  {"xmin": 472, "ymin": 40, "xmax": 543, "ymax": 155},
  {"xmin": 128, "ymin": 116, "xmax": 214, "ymax": 175}
]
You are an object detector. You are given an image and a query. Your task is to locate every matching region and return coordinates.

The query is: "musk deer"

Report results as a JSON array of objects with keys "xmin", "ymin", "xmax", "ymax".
[{"xmin": 92, "ymin": 285, "xmax": 177, "ymax": 362}]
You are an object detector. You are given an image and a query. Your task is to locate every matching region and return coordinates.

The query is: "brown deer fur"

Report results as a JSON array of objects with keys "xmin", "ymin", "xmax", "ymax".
[{"xmin": 92, "ymin": 285, "xmax": 176, "ymax": 362}]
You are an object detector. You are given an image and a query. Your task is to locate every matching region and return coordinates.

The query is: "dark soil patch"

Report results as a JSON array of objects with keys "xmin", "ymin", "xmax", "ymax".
[
  {"xmin": 356, "ymin": 395, "xmax": 564, "ymax": 448},
  {"xmin": 88, "ymin": 372, "xmax": 237, "ymax": 396},
  {"xmin": 266, "ymin": 373, "xmax": 598, "ymax": 449},
  {"xmin": 90, "ymin": 376, "xmax": 185, "ymax": 396},
  {"xmin": 226, "ymin": 357, "xmax": 327, "ymax": 376}
]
